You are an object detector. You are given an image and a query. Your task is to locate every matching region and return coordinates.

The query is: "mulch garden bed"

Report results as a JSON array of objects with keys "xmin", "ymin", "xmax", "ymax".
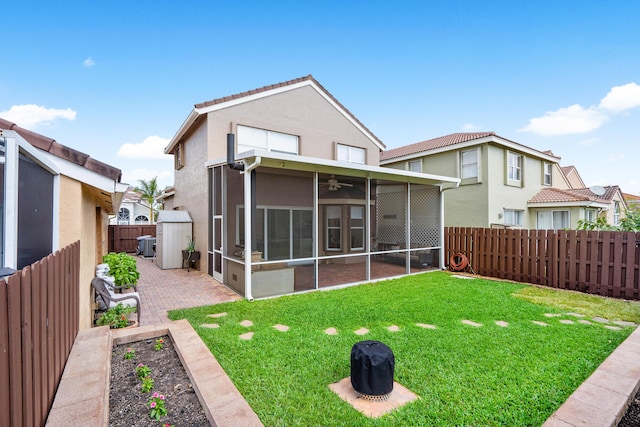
[
  {"xmin": 618, "ymin": 386, "xmax": 640, "ymax": 427},
  {"xmin": 110, "ymin": 335, "xmax": 210, "ymax": 426}
]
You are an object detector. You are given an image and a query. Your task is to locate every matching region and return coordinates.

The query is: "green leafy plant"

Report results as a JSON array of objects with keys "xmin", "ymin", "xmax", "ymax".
[
  {"xmin": 141, "ymin": 376, "xmax": 154, "ymax": 393},
  {"xmin": 185, "ymin": 236, "xmax": 196, "ymax": 253},
  {"xmin": 123, "ymin": 347, "xmax": 136, "ymax": 360},
  {"xmin": 154, "ymin": 338, "xmax": 165, "ymax": 351},
  {"xmin": 136, "ymin": 363, "xmax": 151, "ymax": 380},
  {"xmin": 102, "ymin": 252, "xmax": 140, "ymax": 288},
  {"xmin": 96, "ymin": 303, "xmax": 135, "ymax": 328},
  {"xmin": 148, "ymin": 392, "xmax": 168, "ymax": 421}
]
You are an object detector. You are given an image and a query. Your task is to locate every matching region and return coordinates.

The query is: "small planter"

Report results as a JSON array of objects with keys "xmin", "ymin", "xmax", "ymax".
[{"xmin": 182, "ymin": 250, "xmax": 200, "ymax": 272}]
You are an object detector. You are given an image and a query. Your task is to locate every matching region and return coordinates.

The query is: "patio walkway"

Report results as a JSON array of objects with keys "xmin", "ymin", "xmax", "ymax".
[{"xmin": 135, "ymin": 256, "xmax": 241, "ymax": 325}]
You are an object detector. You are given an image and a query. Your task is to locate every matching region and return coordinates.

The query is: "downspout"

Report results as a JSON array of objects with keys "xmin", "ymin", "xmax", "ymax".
[
  {"xmin": 439, "ymin": 183, "xmax": 460, "ymax": 269},
  {"xmin": 242, "ymin": 156, "xmax": 261, "ymax": 302}
]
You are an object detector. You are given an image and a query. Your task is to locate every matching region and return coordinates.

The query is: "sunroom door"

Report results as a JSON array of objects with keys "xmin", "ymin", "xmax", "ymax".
[{"xmin": 209, "ymin": 166, "xmax": 223, "ymax": 282}]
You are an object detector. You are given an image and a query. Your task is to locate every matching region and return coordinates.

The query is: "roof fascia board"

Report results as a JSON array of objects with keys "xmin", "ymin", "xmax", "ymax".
[
  {"xmin": 165, "ymin": 109, "xmax": 199, "ymax": 154},
  {"xmin": 46, "ymin": 153, "xmax": 121, "ymax": 193},
  {"xmin": 528, "ymin": 201, "xmax": 609, "ymax": 209},
  {"xmin": 232, "ymin": 149, "xmax": 460, "ymax": 186},
  {"xmin": 381, "ymin": 135, "xmax": 560, "ymax": 165},
  {"xmin": 6, "ymin": 130, "xmax": 61, "ymax": 174}
]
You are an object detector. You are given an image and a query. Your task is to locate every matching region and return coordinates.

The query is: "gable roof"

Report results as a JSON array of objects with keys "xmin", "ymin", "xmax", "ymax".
[
  {"xmin": 165, "ymin": 75, "xmax": 385, "ymax": 153},
  {"xmin": 380, "ymin": 132, "xmax": 560, "ymax": 163},
  {"xmin": 0, "ymin": 118, "xmax": 122, "ymax": 181}
]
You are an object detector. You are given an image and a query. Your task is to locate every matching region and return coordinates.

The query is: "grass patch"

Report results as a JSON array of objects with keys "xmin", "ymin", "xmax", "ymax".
[{"xmin": 169, "ymin": 271, "xmax": 638, "ymax": 426}]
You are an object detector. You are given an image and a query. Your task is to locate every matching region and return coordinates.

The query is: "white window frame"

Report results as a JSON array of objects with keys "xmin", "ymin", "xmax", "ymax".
[
  {"xmin": 237, "ymin": 125, "xmax": 299, "ymax": 155},
  {"xmin": 134, "ymin": 215, "xmax": 149, "ymax": 224},
  {"xmin": 350, "ymin": 206, "xmax": 365, "ymax": 251},
  {"xmin": 326, "ymin": 205, "xmax": 342, "ymax": 251},
  {"xmin": 336, "ymin": 143, "xmax": 365, "ymax": 165},
  {"xmin": 536, "ymin": 210, "xmax": 570, "ymax": 230},
  {"xmin": 543, "ymin": 162, "xmax": 552, "ymax": 186},
  {"xmin": 408, "ymin": 159, "xmax": 422, "ymax": 173},
  {"xmin": 460, "ymin": 148, "xmax": 479, "ymax": 180},
  {"xmin": 585, "ymin": 209, "xmax": 597, "ymax": 223},
  {"xmin": 507, "ymin": 151, "xmax": 522, "ymax": 184},
  {"xmin": 117, "ymin": 208, "xmax": 130, "ymax": 225},
  {"xmin": 503, "ymin": 209, "xmax": 524, "ymax": 227},
  {"xmin": 614, "ymin": 201, "xmax": 620, "ymax": 225}
]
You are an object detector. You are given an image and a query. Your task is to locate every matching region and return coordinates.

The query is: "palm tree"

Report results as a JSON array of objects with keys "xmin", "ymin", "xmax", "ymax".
[{"xmin": 134, "ymin": 177, "xmax": 161, "ymax": 224}]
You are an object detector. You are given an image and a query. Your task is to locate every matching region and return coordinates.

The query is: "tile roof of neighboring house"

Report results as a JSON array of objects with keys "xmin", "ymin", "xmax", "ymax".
[
  {"xmin": 623, "ymin": 192, "xmax": 640, "ymax": 202},
  {"xmin": 0, "ymin": 118, "xmax": 122, "ymax": 181},
  {"xmin": 380, "ymin": 131, "xmax": 558, "ymax": 162},
  {"xmin": 193, "ymin": 74, "xmax": 385, "ymax": 149},
  {"xmin": 529, "ymin": 185, "xmax": 620, "ymax": 204}
]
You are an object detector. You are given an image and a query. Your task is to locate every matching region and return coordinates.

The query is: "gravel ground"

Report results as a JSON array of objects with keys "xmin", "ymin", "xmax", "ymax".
[
  {"xmin": 110, "ymin": 335, "xmax": 210, "ymax": 426},
  {"xmin": 619, "ymin": 387, "xmax": 640, "ymax": 427}
]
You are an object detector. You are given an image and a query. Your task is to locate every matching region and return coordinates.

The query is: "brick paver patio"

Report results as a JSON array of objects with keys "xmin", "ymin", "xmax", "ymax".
[{"xmin": 135, "ymin": 256, "xmax": 241, "ymax": 325}]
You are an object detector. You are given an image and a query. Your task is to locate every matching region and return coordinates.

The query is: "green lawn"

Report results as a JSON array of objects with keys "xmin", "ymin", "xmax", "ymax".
[{"xmin": 169, "ymin": 271, "xmax": 639, "ymax": 426}]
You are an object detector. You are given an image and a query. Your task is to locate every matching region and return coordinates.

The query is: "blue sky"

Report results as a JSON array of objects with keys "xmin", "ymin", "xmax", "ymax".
[{"xmin": 2, "ymin": 1, "xmax": 639, "ymax": 194}]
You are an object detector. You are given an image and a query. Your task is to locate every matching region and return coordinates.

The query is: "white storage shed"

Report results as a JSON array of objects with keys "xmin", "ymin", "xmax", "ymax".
[{"xmin": 156, "ymin": 210, "xmax": 193, "ymax": 269}]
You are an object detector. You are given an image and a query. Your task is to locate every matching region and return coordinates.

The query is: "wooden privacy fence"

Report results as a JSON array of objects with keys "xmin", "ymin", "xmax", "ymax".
[
  {"xmin": 444, "ymin": 227, "xmax": 640, "ymax": 300},
  {"xmin": 0, "ymin": 241, "xmax": 80, "ymax": 427},
  {"xmin": 108, "ymin": 224, "xmax": 156, "ymax": 253}
]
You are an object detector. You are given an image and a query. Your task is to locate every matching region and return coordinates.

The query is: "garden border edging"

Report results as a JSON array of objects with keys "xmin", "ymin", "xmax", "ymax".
[{"xmin": 46, "ymin": 320, "xmax": 262, "ymax": 427}]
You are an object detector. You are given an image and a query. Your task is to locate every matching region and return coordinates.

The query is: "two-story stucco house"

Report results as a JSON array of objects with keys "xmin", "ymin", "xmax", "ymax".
[
  {"xmin": 111, "ymin": 187, "xmax": 154, "ymax": 225},
  {"xmin": 163, "ymin": 75, "xmax": 459, "ymax": 299},
  {"xmin": 1, "ymin": 118, "xmax": 127, "ymax": 328},
  {"xmin": 380, "ymin": 132, "xmax": 626, "ymax": 230}
]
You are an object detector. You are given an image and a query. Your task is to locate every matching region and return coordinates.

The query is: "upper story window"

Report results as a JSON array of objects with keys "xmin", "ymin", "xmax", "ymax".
[
  {"xmin": 237, "ymin": 125, "xmax": 298, "ymax": 155},
  {"xmin": 336, "ymin": 143, "xmax": 365, "ymax": 164},
  {"xmin": 460, "ymin": 149, "xmax": 478, "ymax": 179},
  {"xmin": 408, "ymin": 159, "xmax": 422, "ymax": 172},
  {"xmin": 117, "ymin": 208, "xmax": 130, "ymax": 225},
  {"xmin": 174, "ymin": 142, "xmax": 184, "ymax": 170},
  {"xmin": 507, "ymin": 151, "xmax": 523, "ymax": 184},
  {"xmin": 614, "ymin": 201, "xmax": 620, "ymax": 225},
  {"xmin": 504, "ymin": 209, "xmax": 523, "ymax": 227},
  {"xmin": 543, "ymin": 162, "xmax": 552, "ymax": 186}
]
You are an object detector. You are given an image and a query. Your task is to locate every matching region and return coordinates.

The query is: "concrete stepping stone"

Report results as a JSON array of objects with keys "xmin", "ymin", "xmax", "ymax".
[
  {"xmin": 592, "ymin": 317, "xmax": 610, "ymax": 324},
  {"xmin": 239, "ymin": 332, "xmax": 254, "ymax": 340},
  {"xmin": 566, "ymin": 312, "xmax": 586, "ymax": 318},
  {"xmin": 559, "ymin": 319, "xmax": 575, "ymax": 325},
  {"xmin": 461, "ymin": 320, "xmax": 483, "ymax": 327},
  {"xmin": 273, "ymin": 324, "xmax": 289, "ymax": 332},
  {"xmin": 544, "ymin": 313, "xmax": 562, "ymax": 317},
  {"xmin": 208, "ymin": 312, "xmax": 227, "ymax": 318},
  {"xmin": 324, "ymin": 327, "xmax": 338, "ymax": 335},
  {"xmin": 354, "ymin": 327, "xmax": 369, "ymax": 336},
  {"xmin": 578, "ymin": 319, "xmax": 593, "ymax": 325},
  {"xmin": 604, "ymin": 325, "xmax": 622, "ymax": 331},
  {"xmin": 201, "ymin": 323, "xmax": 220, "ymax": 329},
  {"xmin": 452, "ymin": 275, "xmax": 474, "ymax": 280},
  {"xmin": 240, "ymin": 320, "xmax": 254, "ymax": 327},
  {"xmin": 612, "ymin": 320, "xmax": 637, "ymax": 327},
  {"xmin": 387, "ymin": 325, "xmax": 400, "ymax": 332},
  {"xmin": 495, "ymin": 321, "xmax": 509, "ymax": 327},
  {"xmin": 415, "ymin": 323, "xmax": 436, "ymax": 329},
  {"xmin": 532, "ymin": 321, "xmax": 549, "ymax": 327}
]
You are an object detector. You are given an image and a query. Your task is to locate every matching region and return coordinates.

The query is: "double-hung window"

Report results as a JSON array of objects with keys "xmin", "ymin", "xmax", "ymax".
[
  {"xmin": 350, "ymin": 206, "xmax": 364, "ymax": 250},
  {"xmin": 543, "ymin": 162, "xmax": 552, "ymax": 186},
  {"xmin": 503, "ymin": 209, "xmax": 524, "ymax": 227},
  {"xmin": 336, "ymin": 144, "xmax": 365, "ymax": 164},
  {"xmin": 460, "ymin": 149, "xmax": 478, "ymax": 180},
  {"xmin": 326, "ymin": 206, "xmax": 342, "ymax": 251},
  {"xmin": 536, "ymin": 210, "xmax": 569, "ymax": 230},
  {"xmin": 408, "ymin": 159, "xmax": 422, "ymax": 172},
  {"xmin": 507, "ymin": 152, "xmax": 523, "ymax": 185}
]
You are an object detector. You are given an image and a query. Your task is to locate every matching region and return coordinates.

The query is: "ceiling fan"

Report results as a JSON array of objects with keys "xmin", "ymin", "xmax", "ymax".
[{"xmin": 321, "ymin": 175, "xmax": 353, "ymax": 191}]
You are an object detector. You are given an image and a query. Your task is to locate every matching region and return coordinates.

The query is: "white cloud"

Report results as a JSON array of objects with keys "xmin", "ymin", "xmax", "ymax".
[
  {"xmin": 462, "ymin": 123, "xmax": 480, "ymax": 131},
  {"xmin": 117, "ymin": 135, "xmax": 172, "ymax": 159},
  {"xmin": 83, "ymin": 57, "xmax": 96, "ymax": 67},
  {"xmin": 604, "ymin": 152, "xmax": 626, "ymax": 163},
  {"xmin": 519, "ymin": 104, "xmax": 608, "ymax": 136},
  {"xmin": 121, "ymin": 167, "xmax": 173, "ymax": 189},
  {"xmin": 0, "ymin": 104, "xmax": 76, "ymax": 128},
  {"xmin": 599, "ymin": 82, "xmax": 640, "ymax": 112}
]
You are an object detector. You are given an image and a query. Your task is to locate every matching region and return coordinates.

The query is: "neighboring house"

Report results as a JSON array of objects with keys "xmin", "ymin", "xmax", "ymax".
[
  {"xmin": 164, "ymin": 75, "xmax": 459, "ymax": 299},
  {"xmin": 0, "ymin": 118, "xmax": 127, "ymax": 329},
  {"xmin": 380, "ymin": 132, "xmax": 626, "ymax": 230},
  {"xmin": 111, "ymin": 187, "xmax": 154, "ymax": 225},
  {"xmin": 624, "ymin": 192, "xmax": 640, "ymax": 212},
  {"xmin": 380, "ymin": 132, "xmax": 562, "ymax": 229}
]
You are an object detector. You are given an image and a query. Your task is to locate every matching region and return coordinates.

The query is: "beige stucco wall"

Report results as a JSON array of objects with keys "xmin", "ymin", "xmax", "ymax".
[{"xmin": 58, "ymin": 176, "xmax": 108, "ymax": 330}]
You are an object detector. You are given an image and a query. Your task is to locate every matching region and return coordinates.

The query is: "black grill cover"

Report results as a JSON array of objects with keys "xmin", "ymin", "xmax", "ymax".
[{"xmin": 350, "ymin": 340, "xmax": 395, "ymax": 396}]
